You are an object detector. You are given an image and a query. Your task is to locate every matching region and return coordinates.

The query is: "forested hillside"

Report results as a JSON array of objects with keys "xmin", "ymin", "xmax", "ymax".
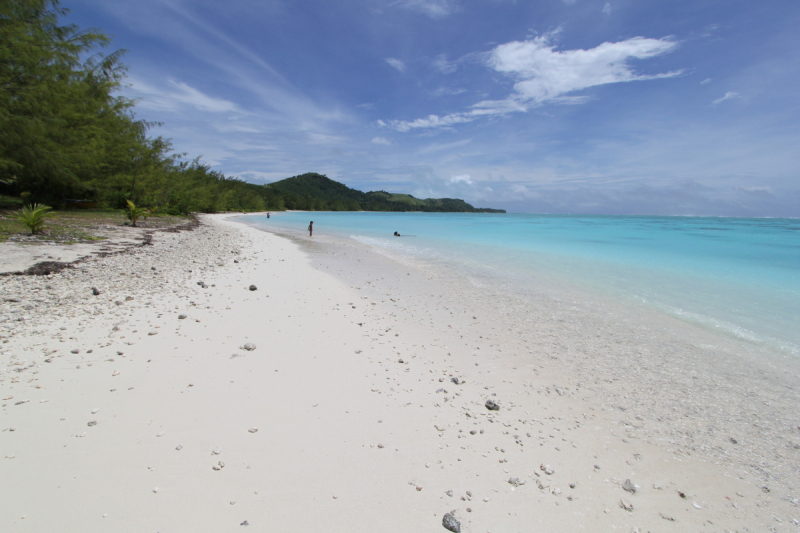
[
  {"xmin": 269, "ymin": 173, "xmax": 505, "ymax": 212},
  {"xmin": 0, "ymin": 1, "xmax": 504, "ymax": 214}
]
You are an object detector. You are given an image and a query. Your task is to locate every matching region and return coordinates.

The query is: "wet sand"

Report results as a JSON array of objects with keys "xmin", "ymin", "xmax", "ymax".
[{"xmin": 1, "ymin": 214, "xmax": 797, "ymax": 532}]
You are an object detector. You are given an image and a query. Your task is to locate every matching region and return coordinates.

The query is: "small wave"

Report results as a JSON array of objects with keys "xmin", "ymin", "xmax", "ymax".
[{"xmin": 647, "ymin": 301, "xmax": 800, "ymax": 356}]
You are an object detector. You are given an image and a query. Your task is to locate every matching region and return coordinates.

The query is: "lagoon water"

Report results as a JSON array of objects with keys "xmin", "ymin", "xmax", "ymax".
[{"xmin": 240, "ymin": 212, "xmax": 800, "ymax": 357}]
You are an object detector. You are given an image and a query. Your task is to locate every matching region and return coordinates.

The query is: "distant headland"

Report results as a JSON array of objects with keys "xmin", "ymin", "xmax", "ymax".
[{"xmin": 267, "ymin": 173, "xmax": 505, "ymax": 213}]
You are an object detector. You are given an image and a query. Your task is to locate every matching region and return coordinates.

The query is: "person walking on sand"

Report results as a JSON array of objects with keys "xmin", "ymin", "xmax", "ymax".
[{"xmin": 308, "ymin": 221, "xmax": 313, "ymax": 237}]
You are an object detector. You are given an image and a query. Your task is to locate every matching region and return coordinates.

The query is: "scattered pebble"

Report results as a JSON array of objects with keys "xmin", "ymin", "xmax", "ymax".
[
  {"xmin": 442, "ymin": 513, "xmax": 461, "ymax": 533},
  {"xmin": 620, "ymin": 499, "xmax": 633, "ymax": 511},
  {"xmin": 622, "ymin": 479, "xmax": 636, "ymax": 494}
]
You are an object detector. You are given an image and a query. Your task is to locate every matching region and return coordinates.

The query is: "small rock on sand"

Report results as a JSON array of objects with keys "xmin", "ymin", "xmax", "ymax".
[
  {"xmin": 485, "ymin": 399, "xmax": 500, "ymax": 411},
  {"xmin": 248, "ymin": 428, "xmax": 258, "ymax": 433},
  {"xmin": 241, "ymin": 343, "xmax": 256, "ymax": 351},
  {"xmin": 442, "ymin": 513, "xmax": 461, "ymax": 532},
  {"xmin": 620, "ymin": 499, "xmax": 634, "ymax": 511},
  {"xmin": 249, "ymin": 285, "xmax": 257, "ymax": 291},
  {"xmin": 622, "ymin": 479, "xmax": 636, "ymax": 493}
]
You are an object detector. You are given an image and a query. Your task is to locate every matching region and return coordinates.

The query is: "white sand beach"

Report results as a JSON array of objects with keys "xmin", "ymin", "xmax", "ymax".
[{"xmin": 1, "ymin": 214, "xmax": 798, "ymax": 532}]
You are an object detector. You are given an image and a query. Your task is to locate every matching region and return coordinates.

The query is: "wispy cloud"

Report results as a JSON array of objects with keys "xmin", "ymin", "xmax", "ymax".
[
  {"xmin": 449, "ymin": 174, "xmax": 473, "ymax": 184},
  {"xmin": 712, "ymin": 91, "xmax": 739, "ymax": 105},
  {"xmin": 385, "ymin": 58, "xmax": 407, "ymax": 72},
  {"xmin": 372, "ymin": 136, "xmax": 392, "ymax": 145},
  {"xmin": 602, "ymin": 3, "xmax": 612, "ymax": 14},
  {"xmin": 385, "ymin": 33, "xmax": 681, "ymax": 131},
  {"xmin": 129, "ymin": 78, "xmax": 242, "ymax": 114},
  {"xmin": 433, "ymin": 54, "xmax": 459, "ymax": 74},
  {"xmin": 430, "ymin": 86, "xmax": 467, "ymax": 97},
  {"xmin": 393, "ymin": 0, "xmax": 459, "ymax": 19},
  {"xmin": 419, "ymin": 138, "xmax": 473, "ymax": 154},
  {"xmin": 701, "ymin": 78, "xmax": 712, "ymax": 84}
]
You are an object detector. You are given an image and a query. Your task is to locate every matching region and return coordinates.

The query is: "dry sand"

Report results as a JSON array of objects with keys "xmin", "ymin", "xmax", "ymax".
[{"xmin": 1, "ymin": 214, "xmax": 798, "ymax": 532}]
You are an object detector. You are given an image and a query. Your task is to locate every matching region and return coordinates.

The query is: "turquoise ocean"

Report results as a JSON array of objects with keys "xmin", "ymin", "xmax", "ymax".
[{"xmin": 239, "ymin": 212, "xmax": 800, "ymax": 357}]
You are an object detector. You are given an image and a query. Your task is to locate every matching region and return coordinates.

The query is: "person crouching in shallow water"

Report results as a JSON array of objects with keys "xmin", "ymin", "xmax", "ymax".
[
  {"xmin": 308, "ymin": 221, "xmax": 313, "ymax": 237},
  {"xmin": 394, "ymin": 231, "xmax": 400, "ymax": 236}
]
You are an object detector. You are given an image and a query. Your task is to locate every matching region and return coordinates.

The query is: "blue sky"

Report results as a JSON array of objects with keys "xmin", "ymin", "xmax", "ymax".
[{"xmin": 68, "ymin": 0, "xmax": 800, "ymax": 215}]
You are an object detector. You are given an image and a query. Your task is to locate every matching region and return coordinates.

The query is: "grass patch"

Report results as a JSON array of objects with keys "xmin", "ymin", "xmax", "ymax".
[{"xmin": 0, "ymin": 208, "xmax": 189, "ymax": 244}]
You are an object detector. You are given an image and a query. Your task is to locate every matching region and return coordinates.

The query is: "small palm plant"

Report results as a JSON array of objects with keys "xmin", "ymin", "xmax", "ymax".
[
  {"xmin": 10, "ymin": 203, "xmax": 53, "ymax": 234},
  {"xmin": 125, "ymin": 200, "xmax": 149, "ymax": 227}
]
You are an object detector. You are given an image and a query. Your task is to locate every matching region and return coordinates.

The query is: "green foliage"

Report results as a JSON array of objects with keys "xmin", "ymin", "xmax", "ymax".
[
  {"xmin": 269, "ymin": 173, "xmax": 505, "ymax": 213},
  {"xmin": 125, "ymin": 199, "xmax": 148, "ymax": 226},
  {"xmin": 0, "ymin": 0, "xmax": 144, "ymax": 200},
  {"xmin": 10, "ymin": 202, "xmax": 53, "ymax": 233}
]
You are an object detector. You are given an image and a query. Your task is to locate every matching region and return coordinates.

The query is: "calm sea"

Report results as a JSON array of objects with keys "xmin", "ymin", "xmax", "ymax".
[{"xmin": 238, "ymin": 212, "xmax": 800, "ymax": 356}]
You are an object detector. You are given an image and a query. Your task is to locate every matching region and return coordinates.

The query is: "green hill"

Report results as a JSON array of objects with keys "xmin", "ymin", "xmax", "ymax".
[{"xmin": 268, "ymin": 173, "xmax": 505, "ymax": 213}]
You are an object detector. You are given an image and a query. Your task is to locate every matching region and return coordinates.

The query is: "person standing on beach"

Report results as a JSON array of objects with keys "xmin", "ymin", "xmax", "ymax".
[{"xmin": 308, "ymin": 221, "xmax": 313, "ymax": 237}]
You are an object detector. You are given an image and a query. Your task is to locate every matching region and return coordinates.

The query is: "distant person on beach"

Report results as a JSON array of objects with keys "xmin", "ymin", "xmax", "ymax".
[
  {"xmin": 394, "ymin": 231, "xmax": 400, "ymax": 236},
  {"xmin": 267, "ymin": 212, "xmax": 270, "ymax": 218},
  {"xmin": 308, "ymin": 221, "xmax": 313, "ymax": 237}
]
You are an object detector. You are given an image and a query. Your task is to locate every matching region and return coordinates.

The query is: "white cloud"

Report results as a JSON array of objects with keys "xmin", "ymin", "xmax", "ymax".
[
  {"xmin": 701, "ymin": 78, "xmax": 712, "ymax": 84},
  {"xmin": 712, "ymin": 91, "xmax": 739, "ymax": 105},
  {"xmin": 169, "ymin": 81, "xmax": 241, "ymax": 113},
  {"xmin": 419, "ymin": 138, "xmax": 473, "ymax": 154},
  {"xmin": 128, "ymin": 78, "xmax": 242, "ymax": 114},
  {"xmin": 450, "ymin": 174, "xmax": 473, "ymax": 184},
  {"xmin": 431, "ymin": 86, "xmax": 467, "ymax": 97},
  {"xmin": 488, "ymin": 34, "xmax": 681, "ymax": 104},
  {"xmin": 385, "ymin": 58, "xmax": 407, "ymax": 72},
  {"xmin": 372, "ymin": 137, "xmax": 392, "ymax": 145},
  {"xmin": 308, "ymin": 132, "xmax": 346, "ymax": 144},
  {"xmin": 602, "ymin": 3, "xmax": 612, "ymax": 14},
  {"xmin": 385, "ymin": 33, "xmax": 681, "ymax": 131},
  {"xmin": 433, "ymin": 54, "xmax": 459, "ymax": 74},
  {"xmin": 383, "ymin": 113, "xmax": 475, "ymax": 132},
  {"xmin": 394, "ymin": 0, "xmax": 459, "ymax": 19}
]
